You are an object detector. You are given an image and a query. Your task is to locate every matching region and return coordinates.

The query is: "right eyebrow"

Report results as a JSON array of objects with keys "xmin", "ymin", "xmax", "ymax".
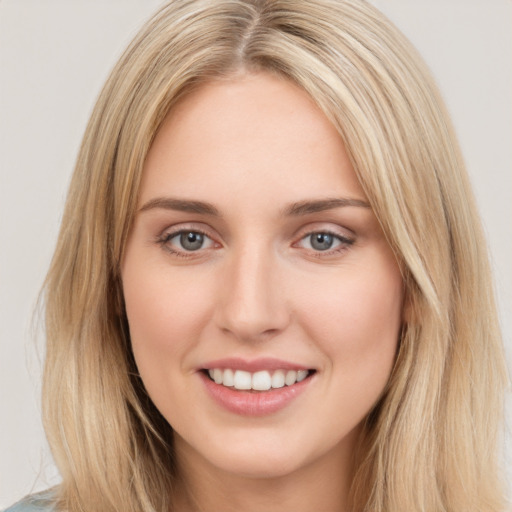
[
  {"xmin": 138, "ymin": 197, "xmax": 220, "ymax": 216},
  {"xmin": 283, "ymin": 197, "xmax": 371, "ymax": 216}
]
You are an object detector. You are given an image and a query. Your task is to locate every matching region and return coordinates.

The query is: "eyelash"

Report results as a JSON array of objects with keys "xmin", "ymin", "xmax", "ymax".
[
  {"xmin": 295, "ymin": 230, "xmax": 355, "ymax": 257},
  {"xmin": 156, "ymin": 228, "xmax": 355, "ymax": 259},
  {"xmin": 156, "ymin": 228, "xmax": 215, "ymax": 258}
]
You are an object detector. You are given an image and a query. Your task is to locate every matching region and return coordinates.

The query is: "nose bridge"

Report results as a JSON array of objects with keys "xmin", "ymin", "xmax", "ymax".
[{"xmin": 215, "ymin": 240, "xmax": 289, "ymax": 341}]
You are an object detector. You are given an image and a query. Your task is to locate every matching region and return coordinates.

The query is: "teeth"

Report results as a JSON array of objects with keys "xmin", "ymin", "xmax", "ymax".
[
  {"xmin": 285, "ymin": 370, "xmax": 297, "ymax": 386},
  {"xmin": 213, "ymin": 368, "xmax": 223, "ymax": 384},
  {"xmin": 271, "ymin": 370, "xmax": 285, "ymax": 388},
  {"xmin": 206, "ymin": 368, "xmax": 311, "ymax": 390},
  {"xmin": 223, "ymin": 368, "xmax": 234, "ymax": 387},
  {"xmin": 296, "ymin": 370, "xmax": 308, "ymax": 382},
  {"xmin": 233, "ymin": 370, "xmax": 252, "ymax": 390},
  {"xmin": 252, "ymin": 370, "xmax": 271, "ymax": 391}
]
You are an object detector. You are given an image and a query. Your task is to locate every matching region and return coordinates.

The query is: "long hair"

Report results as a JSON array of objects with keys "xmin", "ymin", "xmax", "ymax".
[{"xmin": 42, "ymin": 1, "xmax": 509, "ymax": 510}]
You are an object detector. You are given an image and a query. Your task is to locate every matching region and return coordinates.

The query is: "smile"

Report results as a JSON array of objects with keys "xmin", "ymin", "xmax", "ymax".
[
  {"xmin": 207, "ymin": 368, "xmax": 311, "ymax": 391},
  {"xmin": 200, "ymin": 360, "xmax": 316, "ymax": 416}
]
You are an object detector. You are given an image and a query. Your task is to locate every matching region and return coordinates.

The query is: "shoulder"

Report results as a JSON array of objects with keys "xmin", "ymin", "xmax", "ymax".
[{"xmin": 3, "ymin": 491, "xmax": 56, "ymax": 512}]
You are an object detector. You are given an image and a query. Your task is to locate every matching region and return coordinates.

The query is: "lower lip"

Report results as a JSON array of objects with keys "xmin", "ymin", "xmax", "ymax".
[{"xmin": 199, "ymin": 372, "xmax": 313, "ymax": 417}]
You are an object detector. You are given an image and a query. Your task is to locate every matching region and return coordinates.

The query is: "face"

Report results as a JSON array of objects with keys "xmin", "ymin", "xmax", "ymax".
[{"xmin": 122, "ymin": 72, "xmax": 403, "ymax": 482}]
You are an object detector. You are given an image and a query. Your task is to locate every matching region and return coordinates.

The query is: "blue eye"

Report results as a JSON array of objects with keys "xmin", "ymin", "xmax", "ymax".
[
  {"xmin": 164, "ymin": 230, "xmax": 214, "ymax": 252},
  {"xmin": 179, "ymin": 232, "xmax": 204, "ymax": 251},
  {"xmin": 309, "ymin": 233, "xmax": 336, "ymax": 251},
  {"xmin": 299, "ymin": 232, "xmax": 353, "ymax": 252}
]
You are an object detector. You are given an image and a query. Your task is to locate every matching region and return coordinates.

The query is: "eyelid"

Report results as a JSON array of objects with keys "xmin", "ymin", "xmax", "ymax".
[
  {"xmin": 292, "ymin": 224, "xmax": 355, "ymax": 256},
  {"xmin": 158, "ymin": 221, "xmax": 218, "ymax": 240},
  {"xmin": 296, "ymin": 231, "xmax": 353, "ymax": 246},
  {"xmin": 156, "ymin": 223, "xmax": 221, "ymax": 257},
  {"xmin": 293, "ymin": 221, "xmax": 355, "ymax": 241},
  {"xmin": 168, "ymin": 230, "xmax": 215, "ymax": 247},
  {"xmin": 155, "ymin": 221, "xmax": 355, "ymax": 258}
]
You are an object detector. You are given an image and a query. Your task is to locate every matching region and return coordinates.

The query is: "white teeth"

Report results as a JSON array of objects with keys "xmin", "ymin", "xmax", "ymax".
[
  {"xmin": 233, "ymin": 370, "xmax": 252, "ymax": 390},
  {"xmin": 296, "ymin": 370, "xmax": 308, "ymax": 382},
  {"xmin": 271, "ymin": 370, "xmax": 285, "ymax": 388},
  {"xmin": 213, "ymin": 368, "xmax": 223, "ymax": 384},
  {"xmin": 285, "ymin": 370, "xmax": 297, "ymax": 386},
  {"xmin": 252, "ymin": 370, "xmax": 272, "ymax": 391},
  {"xmin": 207, "ymin": 368, "xmax": 311, "ymax": 390},
  {"xmin": 223, "ymin": 368, "xmax": 234, "ymax": 387}
]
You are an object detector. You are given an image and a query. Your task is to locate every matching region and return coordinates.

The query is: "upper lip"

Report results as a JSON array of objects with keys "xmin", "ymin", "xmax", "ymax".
[{"xmin": 201, "ymin": 357, "xmax": 312, "ymax": 372}]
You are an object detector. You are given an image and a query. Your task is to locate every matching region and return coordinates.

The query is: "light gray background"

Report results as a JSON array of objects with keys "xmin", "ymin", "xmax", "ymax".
[{"xmin": 1, "ymin": 0, "xmax": 510, "ymax": 507}]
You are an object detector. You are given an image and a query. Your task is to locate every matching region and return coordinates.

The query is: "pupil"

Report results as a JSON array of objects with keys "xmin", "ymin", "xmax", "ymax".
[
  {"xmin": 311, "ymin": 233, "xmax": 333, "ymax": 251},
  {"xmin": 181, "ymin": 232, "xmax": 203, "ymax": 251}
]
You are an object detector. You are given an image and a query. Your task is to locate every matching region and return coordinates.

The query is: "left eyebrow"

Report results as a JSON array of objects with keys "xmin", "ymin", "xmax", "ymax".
[
  {"xmin": 138, "ymin": 197, "xmax": 220, "ymax": 216},
  {"xmin": 283, "ymin": 197, "xmax": 371, "ymax": 216}
]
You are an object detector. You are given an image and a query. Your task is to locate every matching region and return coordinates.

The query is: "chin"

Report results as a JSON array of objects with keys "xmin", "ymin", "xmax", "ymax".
[
  {"xmin": 181, "ymin": 425, "xmax": 348, "ymax": 482},
  {"xmin": 210, "ymin": 449, "xmax": 307, "ymax": 480}
]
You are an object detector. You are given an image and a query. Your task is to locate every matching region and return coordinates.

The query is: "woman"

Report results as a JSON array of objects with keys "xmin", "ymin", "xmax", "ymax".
[{"xmin": 5, "ymin": 0, "xmax": 508, "ymax": 511}]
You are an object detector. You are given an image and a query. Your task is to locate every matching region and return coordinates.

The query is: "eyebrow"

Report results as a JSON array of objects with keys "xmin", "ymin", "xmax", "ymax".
[
  {"xmin": 138, "ymin": 196, "xmax": 371, "ymax": 217},
  {"xmin": 139, "ymin": 197, "xmax": 220, "ymax": 216},
  {"xmin": 283, "ymin": 197, "xmax": 371, "ymax": 216}
]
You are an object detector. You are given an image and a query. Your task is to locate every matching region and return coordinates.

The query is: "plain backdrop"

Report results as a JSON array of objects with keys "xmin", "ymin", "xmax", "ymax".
[{"xmin": 1, "ymin": 0, "xmax": 511, "ymax": 507}]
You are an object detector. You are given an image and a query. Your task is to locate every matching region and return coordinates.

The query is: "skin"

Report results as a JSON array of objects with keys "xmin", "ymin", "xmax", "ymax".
[{"xmin": 122, "ymin": 72, "xmax": 404, "ymax": 512}]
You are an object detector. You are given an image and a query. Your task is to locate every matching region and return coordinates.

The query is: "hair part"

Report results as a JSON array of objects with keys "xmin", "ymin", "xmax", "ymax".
[{"xmin": 42, "ymin": 1, "xmax": 509, "ymax": 511}]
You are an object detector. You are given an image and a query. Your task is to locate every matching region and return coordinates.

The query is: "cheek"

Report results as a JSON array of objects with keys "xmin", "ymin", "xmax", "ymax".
[
  {"xmin": 122, "ymin": 258, "xmax": 214, "ymax": 377},
  {"xmin": 298, "ymin": 257, "xmax": 403, "ymax": 393},
  {"xmin": 122, "ymin": 260, "xmax": 220, "ymax": 427}
]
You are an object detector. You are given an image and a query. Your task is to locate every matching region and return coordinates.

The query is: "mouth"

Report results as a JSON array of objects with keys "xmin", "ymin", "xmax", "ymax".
[
  {"xmin": 199, "ymin": 358, "xmax": 316, "ymax": 415},
  {"xmin": 203, "ymin": 368, "xmax": 315, "ymax": 392}
]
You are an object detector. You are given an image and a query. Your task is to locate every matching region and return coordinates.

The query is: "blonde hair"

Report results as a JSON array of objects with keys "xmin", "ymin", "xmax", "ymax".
[{"xmin": 42, "ymin": 1, "xmax": 509, "ymax": 511}]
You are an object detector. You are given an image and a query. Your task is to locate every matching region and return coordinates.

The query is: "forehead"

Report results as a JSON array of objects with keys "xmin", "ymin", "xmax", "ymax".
[{"xmin": 139, "ymin": 71, "xmax": 367, "ymax": 209}]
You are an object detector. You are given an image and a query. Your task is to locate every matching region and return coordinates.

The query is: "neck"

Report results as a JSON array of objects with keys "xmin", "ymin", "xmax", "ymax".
[{"xmin": 172, "ymin": 428, "xmax": 359, "ymax": 512}]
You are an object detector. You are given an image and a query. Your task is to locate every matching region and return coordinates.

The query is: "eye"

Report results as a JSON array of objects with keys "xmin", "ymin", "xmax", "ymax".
[
  {"xmin": 297, "ymin": 231, "xmax": 353, "ymax": 253},
  {"xmin": 308, "ymin": 233, "xmax": 337, "ymax": 251},
  {"xmin": 162, "ymin": 230, "xmax": 215, "ymax": 253}
]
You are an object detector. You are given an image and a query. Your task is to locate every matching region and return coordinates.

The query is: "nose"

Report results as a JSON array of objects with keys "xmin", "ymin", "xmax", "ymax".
[{"xmin": 214, "ymin": 245, "xmax": 290, "ymax": 342}]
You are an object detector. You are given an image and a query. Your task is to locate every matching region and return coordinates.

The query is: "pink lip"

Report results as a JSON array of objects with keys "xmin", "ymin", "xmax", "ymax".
[
  {"xmin": 201, "ymin": 357, "xmax": 310, "ymax": 372},
  {"xmin": 198, "ymin": 362, "xmax": 314, "ymax": 417}
]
